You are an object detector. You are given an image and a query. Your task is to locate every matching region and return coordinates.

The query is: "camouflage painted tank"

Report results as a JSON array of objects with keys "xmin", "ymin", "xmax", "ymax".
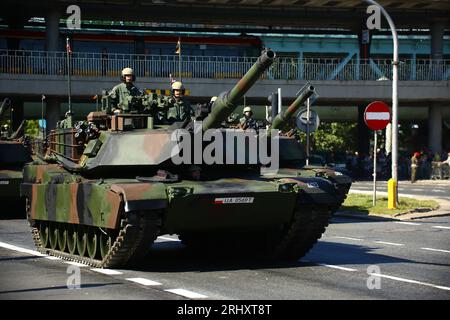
[
  {"xmin": 270, "ymin": 88, "xmax": 352, "ymax": 210},
  {"xmin": 22, "ymin": 50, "xmax": 344, "ymax": 268},
  {"xmin": 0, "ymin": 98, "xmax": 32, "ymax": 213}
]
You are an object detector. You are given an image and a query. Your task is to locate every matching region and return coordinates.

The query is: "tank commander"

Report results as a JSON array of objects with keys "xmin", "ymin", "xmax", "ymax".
[
  {"xmin": 239, "ymin": 106, "xmax": 257, "ymax": 130},
  {"xmin": 159, "ymin": 81, "xmax": 194, "ymax": 124},
  {"xmin": 106, "ymin": 67, "xmax": 143, "ymax": 114}
]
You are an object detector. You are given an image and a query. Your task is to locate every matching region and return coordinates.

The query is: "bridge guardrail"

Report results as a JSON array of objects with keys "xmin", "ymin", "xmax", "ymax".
[{"xmin": 1, "ymin": 50, "xmax": 449, "ymax": 81}]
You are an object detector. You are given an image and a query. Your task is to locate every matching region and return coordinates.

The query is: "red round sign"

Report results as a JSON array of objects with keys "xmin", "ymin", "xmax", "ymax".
[{"xmin": 364, "ymin": 101, "xmax": 391, "ymax": 131}]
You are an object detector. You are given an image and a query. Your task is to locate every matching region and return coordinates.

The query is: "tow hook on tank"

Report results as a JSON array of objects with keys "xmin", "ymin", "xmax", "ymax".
[{"xmin": 167, "ymin": 186, "xmax": 193, "ymax": 200}]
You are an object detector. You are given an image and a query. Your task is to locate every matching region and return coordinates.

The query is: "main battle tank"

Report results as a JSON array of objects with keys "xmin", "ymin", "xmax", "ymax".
[
  {"xmin": 270, "ymin": 88, "xmax": 352, "ymax": 210},
  {"xmin": 22, "ymin": 50, "xmax": 343, "ymax": 268},
  {"xmin": 0, "ymin": 98, "xmax": 33, "ymax": 214}
]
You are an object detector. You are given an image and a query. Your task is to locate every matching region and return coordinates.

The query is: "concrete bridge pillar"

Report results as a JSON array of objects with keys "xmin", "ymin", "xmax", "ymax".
[
  {"xmin": 428, "ymin": 105, "xmax": 442, "ymax": 156},
  {"xmin": 357, "ymin": 104, "xmax": 370, "ymax": 156},
  {"xmin": 45, "ymin": 10, "xmax": 61, "ymax": 51},
  {"xmin": 431, "ymin": 19, "xmax": 445, "ymax": 60},
  {"xmin": 46, "ymin": 97, "xmax": 60, "ymax": 134}
]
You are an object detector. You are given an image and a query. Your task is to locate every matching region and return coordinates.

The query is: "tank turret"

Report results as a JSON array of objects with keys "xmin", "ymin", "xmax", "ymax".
[
  {"xmin": 202, "ymin": 49, "xmax": 276, "ymax": 131},
  {"xmin": 272, "ymin": 85, "xmax": 352, "ymax": 212}
]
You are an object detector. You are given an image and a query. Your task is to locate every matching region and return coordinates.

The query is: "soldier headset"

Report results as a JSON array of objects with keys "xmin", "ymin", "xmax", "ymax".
[{"xmin": 121, "ymin": 67, "xmax": 136, "ymax": 82}]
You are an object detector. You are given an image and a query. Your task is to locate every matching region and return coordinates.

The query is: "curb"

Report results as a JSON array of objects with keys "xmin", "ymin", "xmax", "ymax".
[
  {"xmin": 334, "ymin": 210, "xmax": 450, "ymax": 222},
  {"xmin": 340, "ymin": 189, "xmax": 450, "ymax": 221}
]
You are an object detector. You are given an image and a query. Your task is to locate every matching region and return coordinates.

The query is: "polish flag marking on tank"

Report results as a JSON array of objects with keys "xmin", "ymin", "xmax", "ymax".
[
  {"xmin": 214, "ymin": 197, "xmax": 254, "ymax": 204},
  {"xmin": 364, "ymin": 101, "xmax": 391, "ymax": 131}
]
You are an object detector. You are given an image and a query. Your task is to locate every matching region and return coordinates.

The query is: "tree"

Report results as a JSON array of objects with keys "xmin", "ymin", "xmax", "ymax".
[{"xmin": 296, "ymin": 122, "xmax": 357, "ymax": 153}]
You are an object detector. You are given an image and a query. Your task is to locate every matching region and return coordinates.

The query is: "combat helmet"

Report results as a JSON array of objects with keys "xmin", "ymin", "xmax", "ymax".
[
  {"xmin": 171, "ymin": 81, "xmax": 185, "ymax": 94},
  {"xmin": 243, "ymin": 106, "xmax": 253, "ymax": 114},
  {"xmin": 121, "ymin": 67, "xmax": 135, "ymax": 82}
]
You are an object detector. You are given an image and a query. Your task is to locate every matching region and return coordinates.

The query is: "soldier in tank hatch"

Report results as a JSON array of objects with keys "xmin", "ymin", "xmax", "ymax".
[
  {"xmin": 107, "ymin": 67, "xmax": 143, "ymax": 114},
  {"xmin": 239, "ymin": 106, "xmax": 257, "ymax": 130},
  {"xmin": 159, "ymin": 81, "xmax": 194, "ymax": 124}
]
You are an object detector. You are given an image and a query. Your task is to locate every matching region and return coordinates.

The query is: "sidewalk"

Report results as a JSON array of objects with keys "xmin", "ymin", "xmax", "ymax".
[{"xmin": 337, "ymin": 182, "xmax": 450, "ymax": 221}]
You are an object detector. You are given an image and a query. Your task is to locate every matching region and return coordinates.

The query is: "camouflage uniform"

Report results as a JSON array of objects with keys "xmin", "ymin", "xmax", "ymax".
[
  {"xmin": 158, "ymin": 96, "xmax": 194, "ymax": 124},
  {"xmin": 107, "ymin": 83, "xmax": 142, "ymax": 113},
  {"xmin": 239, "ymin": 116, "xmax": 257, "ymax": 130}
]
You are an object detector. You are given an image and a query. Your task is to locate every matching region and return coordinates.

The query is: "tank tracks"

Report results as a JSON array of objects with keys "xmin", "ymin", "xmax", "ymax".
[
  {"xmin": 29, "ymin": 211, "xmax": 161, "ymax": 268},
  {"xmin": 269, "ymin": 204, "xmax": 332, "ymax": 260},
  {"xmin": 180, "ymin": 204, "xmax": 332, "ymax": 261}
]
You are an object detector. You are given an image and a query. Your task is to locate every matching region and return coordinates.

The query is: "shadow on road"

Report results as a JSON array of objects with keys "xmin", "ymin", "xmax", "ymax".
[
  {"xmin": 127, "ymin": 237, "xmax": 450, "ymax": 273},
  {"xmin": 0, "ymin": 282, "xmax": 122, "ymax": 295}
]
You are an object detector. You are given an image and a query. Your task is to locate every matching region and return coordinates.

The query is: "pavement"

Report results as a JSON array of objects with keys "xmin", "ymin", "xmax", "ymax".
[
  {"xmin": 0, "ymin": 179, "xmax": 448, "ymax": 301},
  {"xmin": 340, "ymin": 179, "xmax": 450, "ymax": 221},
  {"xmin": 1, "ymin": 215, "xmax": 449, "ymax": 300}
]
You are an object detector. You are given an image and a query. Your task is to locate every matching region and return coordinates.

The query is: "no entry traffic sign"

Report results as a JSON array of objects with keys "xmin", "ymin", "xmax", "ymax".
[{"xmin": 364, "ymin": 101, "xmax": 391, "ymax": 130}]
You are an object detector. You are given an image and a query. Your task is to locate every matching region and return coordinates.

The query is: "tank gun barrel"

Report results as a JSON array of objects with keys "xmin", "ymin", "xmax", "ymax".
[
  {"xmin": 202, "ymin": 49, "xmax": 276, "ymax": 131},
  {"xmin": 271, "ymin": 84, "xmax": 316, "ymax": 131}
]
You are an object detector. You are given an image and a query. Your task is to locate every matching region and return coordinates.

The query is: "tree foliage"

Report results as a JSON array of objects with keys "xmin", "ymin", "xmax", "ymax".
[{"xmin": 296, "ymin": 122, "xmax": 357, "ymax": 152}]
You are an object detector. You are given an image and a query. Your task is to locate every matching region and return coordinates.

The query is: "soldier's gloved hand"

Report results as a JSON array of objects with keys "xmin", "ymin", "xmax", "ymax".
[{"xmin": 113, "ymin": 109, "xmax": 121, "ymax": 114}]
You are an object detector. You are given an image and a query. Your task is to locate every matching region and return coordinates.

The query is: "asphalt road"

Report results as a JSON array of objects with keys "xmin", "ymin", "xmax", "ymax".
[
  {"xmin": 351, "ymin": 180, "xmax": 450, "ymax": 201},
  {"xmin": 1, "ymin": 212, "xmax": 449, "ymax": 301}
]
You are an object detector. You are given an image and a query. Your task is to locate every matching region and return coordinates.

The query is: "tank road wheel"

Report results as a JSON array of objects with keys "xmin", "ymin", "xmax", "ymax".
[
  {"xmin": 49, "ymin": 223, "xmax": 59, "ymax": 250},
  {"xmin": 39, "ymin": 222, "xmax": 49, "ymax": 248},
  {"xmin": 67, "ymin": 224, "xmax": 77, "ymax": 255},
  {"xmin": 86, "ymin": 227, "xmax": 98, "ymax": 259},
  {"xmin": 99, "ymin": 229, "xmax": 113, "ymax": 260},
  {"xmin": 76, "ymin": 226, "xmax": 87, "ymax": 257},
  {"xmin": 58, "ymin": 225, "xmax": 67, "ymax": 252}
]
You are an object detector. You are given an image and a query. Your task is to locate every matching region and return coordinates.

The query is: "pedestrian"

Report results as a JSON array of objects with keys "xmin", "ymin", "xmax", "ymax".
[
  {"xmin": 101, "ymin": 48, "xmax": 108, "ymax": 76},
  {"xmin": 411, "ymin": 152, "xmax": 420, "ymax": 183},
  {"xmin": 442, "ymin": 152, "xmax": 450, "ymax": 164}
]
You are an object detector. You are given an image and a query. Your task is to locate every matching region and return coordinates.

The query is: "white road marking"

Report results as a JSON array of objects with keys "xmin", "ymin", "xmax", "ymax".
[
  {"xmin": 394, "ymin": 222, "xmax": 422, "ymax": 226},
  {"xmin": 165, "ymin": 288, "xmax": 208, "ymax": 299},
  {"xmin": 0, "ymin": 241, "xmax": 45, "ymax": 257},
  {"xmin": 91, "ymin": 268, "xmax": 123, "ymax": 275},
  {"xmin": 374, "ymin": 241, "xmax": 405, "ymax": 246},
  {"xmin": 334, "ymin": 236, "xmax": 364, "ymax": 241},
  {"xmin": 421, "ymin": 247, "xmax": 450, "ymax": 254},
  {"xmin": 65, "ymin": 261, "xmax": 87, "ymax": 267},
  {"xmin": 126, "ymin": 278, "xmax": 162, "ymax": 286},
  {"xmin": 369, "ymin": 273, "xmax": 450, "ymax": 291},
  {"xmin": 433, "ymin": 226, "xmax": 450, "ymax": 230},
  {"xmin": 157, "ymin": 236, "xmax": 180, "ymax": 242},
  {"xmin": 317, "ymin": 263, "xmax": 358, "ymax": 272}
]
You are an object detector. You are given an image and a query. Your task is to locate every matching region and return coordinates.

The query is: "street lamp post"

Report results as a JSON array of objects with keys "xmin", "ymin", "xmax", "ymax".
[{"xmin": 363, "ymin": 0, "xmax": 399, "ymax": 208}]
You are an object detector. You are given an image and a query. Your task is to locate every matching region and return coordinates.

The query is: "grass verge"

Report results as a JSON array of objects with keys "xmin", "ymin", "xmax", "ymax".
[{"xmin": 341, "ymin": 193, "xmax": 439, "ymax": 216}]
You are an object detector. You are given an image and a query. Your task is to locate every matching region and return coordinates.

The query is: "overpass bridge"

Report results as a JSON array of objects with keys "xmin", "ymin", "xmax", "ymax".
[{"xmin": 1, "ymin": 0, "xmax": 449, "ymax": 153}]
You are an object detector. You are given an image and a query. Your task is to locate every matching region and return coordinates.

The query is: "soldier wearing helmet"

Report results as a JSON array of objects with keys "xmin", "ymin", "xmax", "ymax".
[
  {"xmin": 239, "ymin": 106, "xmax": 257, "ymax": 130},
  {"xmin": 107, "ymin": 67, "xmax": 142, "ymax": 114},
  {"xmin": 159, "ymin": 81, "xmax": 194, "ymax": 124}
]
